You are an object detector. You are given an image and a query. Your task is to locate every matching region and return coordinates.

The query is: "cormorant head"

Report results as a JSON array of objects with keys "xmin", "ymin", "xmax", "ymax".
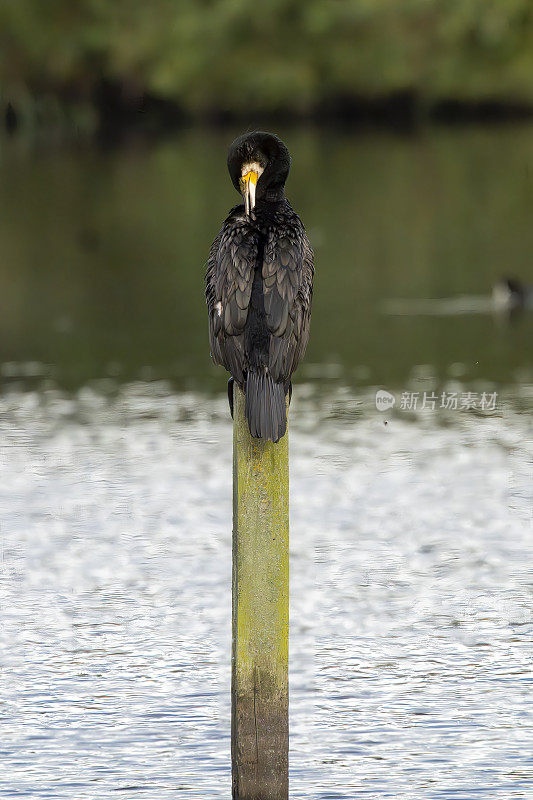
[{"xmin": 227, "ymin": 131, "xmax": 291, "ymax": 217}]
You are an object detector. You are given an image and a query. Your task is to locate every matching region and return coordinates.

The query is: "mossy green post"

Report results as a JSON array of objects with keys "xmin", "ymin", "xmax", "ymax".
[{"xmin": 232, "ymin": 384, "xmax": 289, "ymax": 800}]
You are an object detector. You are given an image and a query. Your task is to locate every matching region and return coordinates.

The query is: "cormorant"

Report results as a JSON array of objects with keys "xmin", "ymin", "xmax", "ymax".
[{"xmin": 205, "ymin": 131, "xmax": 314, "ymax": 442}]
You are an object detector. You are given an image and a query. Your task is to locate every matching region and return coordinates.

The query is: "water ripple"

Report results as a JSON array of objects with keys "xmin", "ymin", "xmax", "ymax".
[{"xmin": 0, "ymin": 384, "xmax": 531, "ymax": 798}]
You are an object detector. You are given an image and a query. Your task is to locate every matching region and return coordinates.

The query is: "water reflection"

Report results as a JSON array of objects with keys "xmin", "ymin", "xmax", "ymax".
[
  {"xmin": 0, "ymin": 383, "xmax": 530, "ymax": 798},
  {"xmin": 0, "ymin": 126, "xmax": 532, "ymax": 393},
  {"xmin": 0, "ymin": 125, "xmax": 531, "ymax": 797}
]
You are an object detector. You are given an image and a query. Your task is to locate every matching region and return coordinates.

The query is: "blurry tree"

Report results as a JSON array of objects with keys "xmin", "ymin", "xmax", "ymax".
[{"xmin": 1, "ymin": 0, "xmax": 533, "ymax": 120}]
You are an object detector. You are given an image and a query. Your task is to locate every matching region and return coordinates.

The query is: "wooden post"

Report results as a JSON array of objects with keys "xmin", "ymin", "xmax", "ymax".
[{"xmin": 232, "ymin": 384, "xmax": 289, "ymax": 800}]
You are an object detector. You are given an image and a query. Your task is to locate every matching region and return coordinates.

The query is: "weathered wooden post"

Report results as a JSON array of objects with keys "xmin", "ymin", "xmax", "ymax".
[{"xmin": 232, "ymin": 384, "xmax": 289, "ymax": 799}]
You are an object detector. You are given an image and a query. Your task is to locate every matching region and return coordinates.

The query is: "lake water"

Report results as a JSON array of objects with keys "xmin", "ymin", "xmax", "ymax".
[{"xmin": 0, "ymin": 126, "xmax": 531, "ymax": 798}]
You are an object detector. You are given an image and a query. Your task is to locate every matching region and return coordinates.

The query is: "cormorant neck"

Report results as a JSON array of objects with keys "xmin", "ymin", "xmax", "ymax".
[{"xmin": 261, "ymin": 186, "xmax": 286, "ymax": 203}]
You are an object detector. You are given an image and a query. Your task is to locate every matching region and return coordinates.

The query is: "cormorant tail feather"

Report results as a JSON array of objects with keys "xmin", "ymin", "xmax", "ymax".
[{"xmin": 245, "ymin": 370, "xmax": 286, "ymax": 443}]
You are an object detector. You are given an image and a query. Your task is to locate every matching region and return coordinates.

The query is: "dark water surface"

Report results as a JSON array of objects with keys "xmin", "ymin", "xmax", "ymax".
[
  {"xmin": 0, "ymin": 125, "xmax": 532, "ymax": 393},
  {"xmin": 0, "ymin": 127, "xmax": 531, "ymax": 798}
]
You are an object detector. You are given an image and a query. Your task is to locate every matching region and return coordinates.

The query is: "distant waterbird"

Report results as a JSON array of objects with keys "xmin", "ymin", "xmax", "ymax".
[
  {"xmin": 381, "ymin": 276, "xmax": 532, "ymax": 318},
  {"xmin": 491, "ymin": 277, "xmax": 532, "ymax": 313},
  {"xmin": 205, "ymin": 131, "xmax": 314, "ymax": 442}
]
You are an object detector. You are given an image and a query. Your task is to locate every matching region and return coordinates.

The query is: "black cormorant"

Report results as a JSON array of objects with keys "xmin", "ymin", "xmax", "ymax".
[{"xmin": 205, "ymin": 131, "xmax": 314, "ymax": 442}]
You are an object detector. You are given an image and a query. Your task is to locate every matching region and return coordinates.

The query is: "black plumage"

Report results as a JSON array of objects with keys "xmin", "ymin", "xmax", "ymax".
[{"xmin": 205, "ymin": 131, "xmax": 314, "ymax": 442}]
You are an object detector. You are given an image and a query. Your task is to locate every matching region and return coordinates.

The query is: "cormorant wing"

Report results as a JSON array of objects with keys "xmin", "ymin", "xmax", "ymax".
[
  {"xmin": 262, "ymin": 222, "xmax": 314, "ymax": 383},
  {"xmin": 205, "ymin": 212, "xmax": 258, "ymax": 384}
]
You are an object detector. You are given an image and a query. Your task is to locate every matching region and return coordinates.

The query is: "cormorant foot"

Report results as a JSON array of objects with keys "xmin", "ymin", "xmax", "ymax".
[{"xmin": 227, "ymin": 377, "xmax": 235, "ymax": 418}]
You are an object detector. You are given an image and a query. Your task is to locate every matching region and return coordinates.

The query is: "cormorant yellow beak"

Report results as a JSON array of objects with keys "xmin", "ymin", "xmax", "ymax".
[{"xmin": 239, "ymin": 170, "xmax": 258, "ymax": 217}]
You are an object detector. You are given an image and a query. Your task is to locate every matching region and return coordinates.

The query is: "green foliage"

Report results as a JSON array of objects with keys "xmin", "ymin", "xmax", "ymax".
[{"xmin": 1, "ymin": 0, "xmax": 533, "ymax": 114}]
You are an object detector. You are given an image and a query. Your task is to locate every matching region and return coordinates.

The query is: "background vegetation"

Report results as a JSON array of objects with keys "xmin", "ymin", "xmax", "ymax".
[{"xmin": 2, "ymin": 0, "xmax": 533, "ymax": 128}]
